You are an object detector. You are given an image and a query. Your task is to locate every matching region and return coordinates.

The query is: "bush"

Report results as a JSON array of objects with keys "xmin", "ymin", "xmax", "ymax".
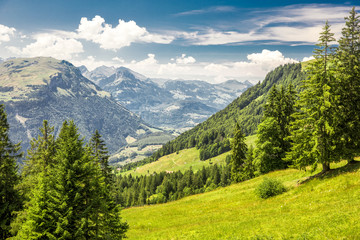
[{"xmin": 255, "ymin": 178, "xmax": 286, "ymax": 199}]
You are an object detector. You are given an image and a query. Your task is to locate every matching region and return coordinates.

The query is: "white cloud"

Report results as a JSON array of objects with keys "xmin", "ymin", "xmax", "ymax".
[
  {"xmin": 77, "ymin": 15, "xmax": 174, "ymax": 50},
  {"xmin": 302, "ymin": 56, "xmax": 315, "ymax": 62},
  {"xmin": 175, "ymin": 6, "xmax": 236, "ymax": 16},
  {"xmin": 8, "ymin": 33, "xmax": 83, "ymax": 60},
  {"xmin": 112, "ymin": 57, "xmax": 125, "ymax": 63},
  {"xmin": 182, "ymin": 4, "xmax": 356, "ymax": 45},
  {"xmin": 115, "ymin": 49, "xmax": 298, "ymax": 84},
  {"xmin": 176, "ymin": 54, "xmax": 196, "ymax": 64},
  {"xmin": 71, "ymin": 55, "xmax": 122, "ymax": 71},
  {"xmin": 0, "ymin": 24, "xmax": 16, "ymax": 43}
]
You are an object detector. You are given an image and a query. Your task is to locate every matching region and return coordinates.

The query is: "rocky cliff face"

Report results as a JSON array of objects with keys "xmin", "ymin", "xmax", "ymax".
[{"xmin": 0, "ymin": 57, "xmax": 158, "ymax": 154}]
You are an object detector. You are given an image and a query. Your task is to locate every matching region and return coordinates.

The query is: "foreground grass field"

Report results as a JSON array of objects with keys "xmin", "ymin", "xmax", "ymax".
[
  {"xmin": 122, "ymin": 135, "xmax": 257, "ymax": 176},
  {"xmin": 122, "ymin": 160, "xmax": 360, "ymax": 239}
]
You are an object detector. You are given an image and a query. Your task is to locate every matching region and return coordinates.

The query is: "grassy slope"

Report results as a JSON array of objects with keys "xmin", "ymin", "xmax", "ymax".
[
  {"xmin": 122, "ymin": 160, "xmax": 360, "ymax": 239},
  {"xmin": 122, "ymin": 148, "xmax": 228, "ymax": 176},
  {"xmin": 121, "ymin": 135, "xmax": 257, "ymax": 176}
]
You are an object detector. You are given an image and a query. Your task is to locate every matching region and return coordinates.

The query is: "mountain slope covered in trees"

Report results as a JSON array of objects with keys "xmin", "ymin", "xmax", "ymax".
[{"xmin": 128, "ymin": 63, "xmax": 306, "ymax": 167}]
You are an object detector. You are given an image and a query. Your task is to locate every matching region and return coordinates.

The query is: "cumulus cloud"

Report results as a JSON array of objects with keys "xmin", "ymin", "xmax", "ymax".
[
  {"xmin": 302, "ymin": 56, "xmax": 315, "ymax": 62},
  {"xmin": 77, "ymin": 16, "xmax": 174, "ymax": 50},
  {"xmin": 175, "ymin": 54, "xmax": 196, "ymax": 64},
  {"xmin": 112, "ymin": 56, "xmax": 125, "ymax": 63},
  {"xmin": 0, "ymin": 24, "xmax": 16, "ymax": 43},
  {"xmin": 71, "ymin": 55, "xmax": 123, "ymax": 71},
  {"xmin": 8, "ymin": 33, "xmax": 83, "ymax": 60},
  {"xmin": 114, "ymin": 49, "xmax": 298, "ymax": 84}
]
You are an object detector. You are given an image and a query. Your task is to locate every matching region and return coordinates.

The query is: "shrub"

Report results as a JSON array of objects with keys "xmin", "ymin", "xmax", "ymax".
[{"xmin": 255, "ymin": 178, "xmax": 286, "ymax": 199}]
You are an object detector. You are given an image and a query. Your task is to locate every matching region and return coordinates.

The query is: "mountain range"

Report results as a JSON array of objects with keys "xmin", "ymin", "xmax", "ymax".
[
  {"xmin": 0, "ymin": 57, "xmax": 160, "ymax": 155},
  {"xmin": 80, "ymin": 66, "xmax": 252, "ymax": 132}
]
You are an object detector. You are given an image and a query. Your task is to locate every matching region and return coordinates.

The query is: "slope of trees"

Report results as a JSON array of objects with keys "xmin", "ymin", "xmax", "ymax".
[
  {"xmin": 121, "ymin": 63, "xmax": 306, "ymax": 172},
  {"xmin": 113, "ymin": 164, "xmax": 232, "ymax": 208}
]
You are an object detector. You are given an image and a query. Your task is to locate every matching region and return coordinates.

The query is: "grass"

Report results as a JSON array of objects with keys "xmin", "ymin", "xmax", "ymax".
[
  {"xmin": 121, "ymin": 148, "xmax": 229, "ymax": 176},
  {"xmin": 122, "ymin": 160, "xmax": 360, "ymax": 239},
  {"xmin": 121, "ymin": 135, "xmax": 257, "ymax": 176}
]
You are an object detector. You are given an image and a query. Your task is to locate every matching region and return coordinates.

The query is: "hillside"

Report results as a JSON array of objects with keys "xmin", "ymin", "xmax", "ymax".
[
  {"xmin": 143, "ymin": 63, "xmax": 306, "ymax": 162},
  {"xmin": 122, "ymin": 160, "xmax": 360, "ymax": 239},
  {"xmin": 120, "ymin": 135, "xmax": 257, "ymax": 175},
  {"xmin": 0, "ymin": 57, "xmax": 159, "ymax": 154}
]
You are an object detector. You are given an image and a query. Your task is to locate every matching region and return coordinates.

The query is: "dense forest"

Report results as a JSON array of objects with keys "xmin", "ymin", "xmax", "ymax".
[{"xmin": 0, "ymin": 110, "xmax": 128, "ymax": 239}]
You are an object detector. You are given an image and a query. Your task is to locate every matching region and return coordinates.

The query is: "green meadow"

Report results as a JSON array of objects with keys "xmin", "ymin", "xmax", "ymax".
[
  {"xmin": 121, "ymin": 135, "xmax": 257, "ymax": 176},
  {"xmin": 122, "ymin": 159, "xmax": 360, "ymax": 239}
]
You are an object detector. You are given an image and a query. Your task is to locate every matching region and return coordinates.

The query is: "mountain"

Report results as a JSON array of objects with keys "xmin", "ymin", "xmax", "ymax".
[
  {"xmin": 0, "ymin": 57, "xmax": 160, "ymax": 155},
  {"xmin": 126, "ymin": 63, "xmax": 306, "ymax": 167},
  {"xmin": 80, "ymin": 65, "xmax": 116, "ymax": 86},
  {"xmin": 83, "ymin": 66, "xmax": 252, "ymax": 131}
]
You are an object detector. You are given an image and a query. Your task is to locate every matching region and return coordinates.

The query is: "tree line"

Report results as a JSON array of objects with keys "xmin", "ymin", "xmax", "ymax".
[
  {"xmin": 113, "ymin": 163, "xmax": 232, "ymax": 207},
  {"xmin": 0, "ymin": 108, "xmax": 128, "ymax": 239}
]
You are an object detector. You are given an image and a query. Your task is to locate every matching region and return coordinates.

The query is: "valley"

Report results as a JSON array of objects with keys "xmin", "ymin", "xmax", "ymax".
[{"xmin": 1, "ymin": 3, "xmax": 359, "ymax": 239}]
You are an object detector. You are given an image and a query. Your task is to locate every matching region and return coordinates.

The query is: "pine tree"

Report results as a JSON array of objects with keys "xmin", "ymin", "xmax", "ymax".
[
  {"xmin": 255, "ymin": 85, "xmax": 296, "ymax": 173},
  {"xmin": 15, "ymin": 171, "xmax": 57, "ymax": 239},
  {"xmin": 230, "ymin": 123, "xmax": 248, "ymax": 182},
  {"xmin": 19, "ymin": 120, "xmax": 56, "ymax": 199},
  {"xmin": 89, "ymin": 130, "xmax": 112, "ymax": 184},
  {"xmin": 0, "ymin": 104, "xmax": 22, "ymax": 239},
  {"xmin": 49, "ymin": 121, "xmax": 96, "ymax": 239},
  {"xmin": 286, "ymin": 21, "xmax": 339, "ymax": 172},
  {"xmin": 335, "ymin": 7, "xmax": 360, "ymax": 163},
  {"xmin": 13, "ymin": 120, "xmax": 57, "ymax": 238},
  {"xmin": 88, "ymin": 130, "xmax": 128, "ymax": 239}
]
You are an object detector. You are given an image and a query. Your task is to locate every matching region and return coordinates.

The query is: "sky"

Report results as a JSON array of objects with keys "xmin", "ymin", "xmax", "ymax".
[{"xmin": 0, "ymin": 0, "xmax": 358, "ymax": 83}]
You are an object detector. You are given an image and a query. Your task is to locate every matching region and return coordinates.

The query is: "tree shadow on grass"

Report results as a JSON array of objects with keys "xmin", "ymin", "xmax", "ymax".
[{"xmin": 298, "ymin": 160, "xmax": 360, "ymax": 185}]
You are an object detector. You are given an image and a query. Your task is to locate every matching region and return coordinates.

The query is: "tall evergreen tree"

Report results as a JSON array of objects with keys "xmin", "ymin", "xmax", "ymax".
[
  {"xmin": 19, "ymin": 120, "xmax": 56, "ymax": 198},
  {"xmin": 13, "ymin": 120, "xmax": 57, "ymax": 238},
  {"xmin": 89, "ymin": 130, "xmax": 112, "ymax": 184},
  {"xmin": 286, "ymin": 21, "xmax": 339, "ymax": 172},
  {"xmin": 49, "ymin": 121, "xmax": 96, "ymax": 239},
  {"xmin": 255, "ymin": 85, "xmax": 296, "ymax": 173},
  {"xmin": 335, "ymin": 7, "xmax": 360, "ymax": 163},
  {"xmin": 0, "ymin": 104, "xmax": 22, "ymax": 239},
  {"xmin": 230, "ymin": 123, "xmax": 248, "ymax": 182},
  {"xmin": 88, "ymin": 130, "xmax": 128, "ymax": 239}
]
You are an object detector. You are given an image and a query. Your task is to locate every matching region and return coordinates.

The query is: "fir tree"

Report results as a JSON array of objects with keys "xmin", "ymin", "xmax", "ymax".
[
  {"xmin": 50, "ymin": 121, "xmax": 96, "ymax": 239},
  {"xmin": 255, "ymin": 85, "xmax": 296, "ymax": 173},
  {"xmin": 13, "ymin": 120, "xmax": 57, "ymax": 238},
  {"xmin": 335, "ymin": 7, "xmax": 360, "ymax": 163},
  {"xmin": 89, "ymin": 130, "xmax": 112, "ymax": 184},
  {"xmin": 230, "ymin": 123, "xmax": 248, "ymax": 182},
  {"xmin": 0, "ymin": 104, "xmax": 22, "ymax": 239},
  {"xmin": 286, "ymin": 21, "xmax": 339, "ymax": 172},
  {"xmin": 88, "ymin": 130, "xmax": 128, "ymax": 239}
]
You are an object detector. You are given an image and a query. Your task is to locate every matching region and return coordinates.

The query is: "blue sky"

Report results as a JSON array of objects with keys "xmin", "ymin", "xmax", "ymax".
[{"xmin": 0, "ymin": 0, "xmax": 358, "ymax": 83}]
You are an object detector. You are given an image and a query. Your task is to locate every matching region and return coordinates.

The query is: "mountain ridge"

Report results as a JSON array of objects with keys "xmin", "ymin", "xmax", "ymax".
[
  {"xmin": 80, "ymin": 65, "xmax": 252, "ymax": 131},
  {"xmin": 0, "ymin": 57, "xmax": 160, "ymax": 155}
]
